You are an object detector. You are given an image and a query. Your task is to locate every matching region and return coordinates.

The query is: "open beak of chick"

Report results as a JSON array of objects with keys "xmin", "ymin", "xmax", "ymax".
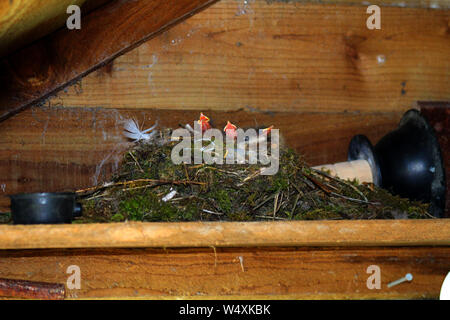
[
  {"xmin": 198, "ymin": 112, "xmax": 212, "ymax": 132},
  {"xmin": 262, "ymin": 125, "xmax": 274, "ymax": 135},
  {"xmin": 223, "ymin": 121, "xmax": 238, "ymax": 139}
]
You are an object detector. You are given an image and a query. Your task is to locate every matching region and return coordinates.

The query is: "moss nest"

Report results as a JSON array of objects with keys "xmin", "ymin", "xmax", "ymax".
[{"xmin": 74, "ymin": 128, "xmax": 432, "ymax": 223}]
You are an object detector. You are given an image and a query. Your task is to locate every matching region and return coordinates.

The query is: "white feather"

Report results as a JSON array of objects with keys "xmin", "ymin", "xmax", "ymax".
[
  {"xmin": 162, "ymin": 188, "xmax": 177, "ymax": 202},
  {"xmin": 123, "ymin": 119, "xmax": 158, "ymax": 142}
]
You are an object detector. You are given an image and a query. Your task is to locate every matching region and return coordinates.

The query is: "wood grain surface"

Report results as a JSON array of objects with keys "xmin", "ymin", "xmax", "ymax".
[
  {"xmin": 0, "ymin": 0, "xmax": 448, "ymax": 214},
  {"xmin": 0, "ymin": 106, "xmax": 402, "ymax": 212},
  {"xmin": 290, "ymin": 0, "xmax": 450, "ymax": 8},
  {"xmin": 0, "ymin": 220, "xmax": 449, "ymax": 249},
  {"xmin": 48, "ymin": 0, "xmax": 450, "ymax": 114},
  {"xmin": 0, "ymin": 246, "xmax": 448, "ymax": 299},
  {"xmin": 419, "ymin": 101, "xmax": 450, "ymax": 217},
  {"xmin": 0, "ymin": 0, "xmax": 219, "ymax": 121},
  {"xmin": 0, "ymin": 0, "xmax": 110, "ymax": 58}
]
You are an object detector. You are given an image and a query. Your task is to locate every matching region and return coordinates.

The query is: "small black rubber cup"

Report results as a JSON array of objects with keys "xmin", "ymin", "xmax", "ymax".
[{"xmin": 9, "ymin": 192, "xmax": 82, "ymax": 224}]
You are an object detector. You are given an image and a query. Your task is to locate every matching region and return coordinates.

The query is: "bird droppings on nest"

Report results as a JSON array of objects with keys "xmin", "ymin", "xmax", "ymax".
[{"xmin": 74, "ymin": 113, "xmax": 432, "ymax": 223}]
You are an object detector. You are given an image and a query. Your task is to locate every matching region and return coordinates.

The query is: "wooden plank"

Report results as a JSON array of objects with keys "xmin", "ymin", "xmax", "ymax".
[
  {"xmin": 49, "ymin": 0, "xmax": 450, "ymax": 114},
  {"xmin": 0, "ymin": 0, "xmax": 219, "ymax": 121},
  {"xmin": 0, "ymin": 106, "xmax": 401, "ymax": 212},
  {"xmin": 281, "ymin": 0, "xmax": 450, "ymax": 8},
  {"xmin": 418, "ymin": 101, "xmax": 450, "ymax": 218},
  {"xmin": 0, "ymin": 246, "xmax": 448, "ymax": 299},
  {"xmin": 0, "ymin": 0, "xmax": 110, "ymax": 58},
  {"xmin": 0, "ymin": 220, "xmax": 449, "ymax": 249},
  {"xmin": 1, "ymin": 0, "xmax": 445, "ymax": 58}
]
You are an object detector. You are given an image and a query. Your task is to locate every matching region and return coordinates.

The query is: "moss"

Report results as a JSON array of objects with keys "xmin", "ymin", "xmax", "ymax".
[
  {"xmin": 299, "ymin": 209, "xmax": 337, "ymax": 220},
  {"xmin": 270, "ymin": 174, "xmax": 289, "ymax": 193},
  {"xmin": 209, "ymin": 189, "xmax": 233, "ymax": 214},
  {"xmin": 110, "ymin": 213, "xmax": 125, "ymax": 222},
  {"xmin": 228, "ymin": 211, "xmax": 253, "ymax": 221},
  {"xmin": 0, "ymin": 212, "xmax": 11, "ymax": 224},
  {"xmin": 75, "ymin": 129, "xmax": 432, "ymax": 223}
]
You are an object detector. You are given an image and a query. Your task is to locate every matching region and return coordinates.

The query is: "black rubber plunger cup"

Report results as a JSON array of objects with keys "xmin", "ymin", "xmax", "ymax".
[
  {"xmin": 9, "ymin": 192, "xmax": 82, "ymax": 224},
  {"xmin": 348, "ymin": 109, "xmax": 446, "ymax": 217}
]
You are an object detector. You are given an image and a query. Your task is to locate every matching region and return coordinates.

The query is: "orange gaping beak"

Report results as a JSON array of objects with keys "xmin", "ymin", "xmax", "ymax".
[
  {"xmin": 224, "ymin": 121, "xmax": 237, "ymax": 139},
  {"xmin": 262, "ymin": 125, "xmax": 274, "ymax": 135},
  {"xmin": 198, "ymin": 112, "xmax": 210, "ymax": 123},
  {"xmin": 198, "ymin": 112, "xmax": 211, "ymax": 132},
  {"xmin": 223, "ymin": 121, "xmax": 237, "ymax": 131}
]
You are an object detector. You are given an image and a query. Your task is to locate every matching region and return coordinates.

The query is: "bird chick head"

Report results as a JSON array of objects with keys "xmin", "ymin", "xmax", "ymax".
[
  {"xmin": 198, "ymin": 112, "xmax": 211, "ymax": 132},
  {"xmin": 224, "ymin": 121, "xmax": 238, "ymax": 139}
]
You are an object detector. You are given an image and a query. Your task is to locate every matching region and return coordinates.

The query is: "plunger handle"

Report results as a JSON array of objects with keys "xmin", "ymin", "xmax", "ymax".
[{"xmin": 312, "ymin": 159, "xmax": 374, "ymax": 184}]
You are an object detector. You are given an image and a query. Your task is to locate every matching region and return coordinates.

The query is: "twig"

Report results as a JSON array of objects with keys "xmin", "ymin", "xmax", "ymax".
[
  {"xmin": 273, "ymin": 192, "xmax": 280, "ymax": 218},
  {"xmin": 330, "ymin": 192, "xmax": 380, "ymax": 205},
  {"xmin": 84, "ymin": 192, "xmax": 110, "ymax": 201},
  {"xmin": 76, "ymin": 179, "xmax": 206, "ymax": 194},
  {"xmin": 291, "ymin": 182, "xmax": 304, "ymax": 196},
  {"xmin": 122, "ymin": 184, "xmax": 161, "ymax": 192},
  {"xmin": 202, "ymin": 209, "xmax": 224, "ymax": 216},
  {"xmin": 256, "ymin": 215, "xmax": 287, "ymax": 220},
  {"xmin": 242, "ymin": 169, "xmax": 262, "ymax": 183},
  {"xmin": 312, "ymin": 168, "xmax": 368, "ymax": 202},
  {"xmin": 183, "ymin": 163, "xmax": 193, "ymax": 193},
  {"xmin": 278, "ymin": 192, "xmax": 284, "ymax": 211},
  {"xmin": 205, "ymin": 166, "xmax": 242, "ymax": 177},
  {"xmin": 183, "ymin": 163, "xmax": 190, "ymax": 181},
  {"xmin": 189, "ymin": 164, "xmax": 205, "ymax": 169},
  {"xmin": 290, "ymin": 193, "xmax": 300, "ymax": 219},
  {"xmin": 128, "ymin": 151, "xmax": 144, "ymax": 173},
  {"xmin": 169, "ymin": 195, "xmax": 197, "ymax": 202},
  {"xmin": 252, "ymin": 194, "xmax": 275, "ymax": 211},
  {"xmin": 0, "ymin": 278, "xmax": 65, "ymax": 300},
  {"xmin": 303, "ymin": 172, "xmax": 333, "ymax": 194}
]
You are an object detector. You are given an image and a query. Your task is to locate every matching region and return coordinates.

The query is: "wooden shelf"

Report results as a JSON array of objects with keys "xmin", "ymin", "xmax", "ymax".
[
  {"xmin": 1, "ymin": 219, "xmax": 449, "ymax": 250},
  {"xmin": 0, "ymin": 220, "xmax": 448, "ymax": 299}
]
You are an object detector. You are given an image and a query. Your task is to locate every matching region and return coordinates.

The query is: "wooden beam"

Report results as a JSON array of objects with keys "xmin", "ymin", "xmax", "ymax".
[
  {"xmin": 0, "ymin": 220, "xmax": 449, "ymax": 249},
  {"xmin": 279, "ymin": 0, "xmax": 450, "ymax": 8},
  {"xmin": 0, "ymin": 0, "xmax": 111, "ymax": 58},
  {"xmin": 49, "ymin": 0, "xmax": 450, "ymax": 114},
  {"xmin": 418, "ymin": 101, "xmax": 450, "ymax": 218},
  {"xmin": 0, "ymin": 106, "xmax": 401, "ymax": 212},
  {"xmin": 0, "ymin": 0, "xmax": 219, "ymax": 121},
  {"xmin": 0, "ymin": 246, "xmax": 448, "ymax": 299},
  {"xmin": 1, "ymin": 0, "xmax": 445, "ymax": 59}
]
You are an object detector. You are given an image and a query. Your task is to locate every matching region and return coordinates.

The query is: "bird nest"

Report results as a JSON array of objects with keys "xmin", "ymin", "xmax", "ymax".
[{"xmin": 74, "ymin": 124, "xmax": 432, "ymax": 223}]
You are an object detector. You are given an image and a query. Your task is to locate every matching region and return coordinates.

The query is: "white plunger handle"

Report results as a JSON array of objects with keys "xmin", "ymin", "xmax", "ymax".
[{"xmin": 312, "ymin": 159, "xmax": 373, "ymax": 184}]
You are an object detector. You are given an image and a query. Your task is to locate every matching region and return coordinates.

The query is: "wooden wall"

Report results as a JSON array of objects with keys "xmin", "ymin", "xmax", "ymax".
[
  {"xmin": 0, "ymin": 0, "xmax": 109, "ymax": 58},
  {"xmin": 1, "ymin": 246, "xmax": 449, "ymax": 299},
  {"xmin": 49, "ymin": 0, "xmax": 450, "ymax": 113},
  {"xmin": 0, "ymin": 0, "xmax": 448, "ymax": 213}
]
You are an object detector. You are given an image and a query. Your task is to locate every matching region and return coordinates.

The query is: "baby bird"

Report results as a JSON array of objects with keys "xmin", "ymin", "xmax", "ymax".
[
  {"xmin": 223, "ymin": 121, "xmax": 238, "ymax": 139},
  {"xmin": 198, "ymin": 112, "xmax": 212, "ymax": 132}
]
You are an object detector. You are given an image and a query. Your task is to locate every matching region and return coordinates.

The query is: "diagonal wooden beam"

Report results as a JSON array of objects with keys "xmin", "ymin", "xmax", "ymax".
[
  {"xmin": 0, "ymin": 0, "xmax": 219, "ymax": 121},
  {"xmin": 0, "ymin": 0, "xmax": 112, "ymax": 58}
]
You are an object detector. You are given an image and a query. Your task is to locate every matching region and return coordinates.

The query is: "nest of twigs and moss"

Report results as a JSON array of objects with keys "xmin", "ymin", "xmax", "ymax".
[{"xmin": 74, "ymin": 128, "xmax": 432, "ymax": 223}]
